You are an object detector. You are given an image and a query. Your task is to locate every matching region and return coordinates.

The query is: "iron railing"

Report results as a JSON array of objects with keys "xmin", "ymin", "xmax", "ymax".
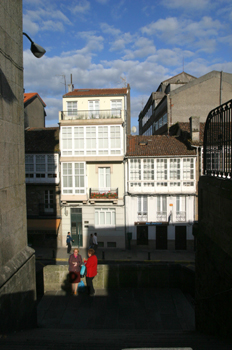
[
  {"xmin": 204, "ymin": 99, "xmax": 232, "ymax": 178},
  {"xmin": 89, "ymin": 188, "xmax": 118, "ymax": 199},
  {"xmin": 60, "ymin": 109, "xmax": 123, "ymax": 121}
]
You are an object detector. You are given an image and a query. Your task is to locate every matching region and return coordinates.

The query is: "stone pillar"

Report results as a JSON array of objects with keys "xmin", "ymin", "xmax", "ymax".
[{"xmin": 0, "ymin": 0, "xmax": 37, "ymax": 333}]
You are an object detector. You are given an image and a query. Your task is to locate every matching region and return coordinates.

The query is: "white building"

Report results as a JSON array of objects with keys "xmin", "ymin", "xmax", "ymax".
[
  {"xmin": 59, "ymin": 86, "xmax": 131, "ymax": 249},
  {"xmin": 125, "ymin": 135, "xmax": 197, "ymax": 250}
]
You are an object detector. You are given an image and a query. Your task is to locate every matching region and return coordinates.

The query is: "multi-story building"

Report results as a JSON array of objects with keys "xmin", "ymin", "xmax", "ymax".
[
  {"xmin": 139, "ymin": 70, "xmax": 232, "ymax": 136},
  {"xmin": 25, "ymin": 127, "xmax": 61, "ymax": 247},
  {"xmin": 59, "ymin": 86, "xmax": 131, "ymax": 249},
  {"xmin": 125, "ymin": 135, "xmax": 197, "ymax": 250}
]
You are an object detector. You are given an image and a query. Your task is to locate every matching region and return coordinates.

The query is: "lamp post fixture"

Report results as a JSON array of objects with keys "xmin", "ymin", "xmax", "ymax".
[{"xmin": 23, "ymin": 32, "xmax": 46, "ymax": 58}]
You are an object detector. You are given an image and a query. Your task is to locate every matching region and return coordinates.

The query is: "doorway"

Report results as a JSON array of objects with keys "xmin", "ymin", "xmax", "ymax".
[
  {"xmin": 175, "ymin": 225, "xmax": 186, "ymax": 250},
  {"xmin": 156, "ymin": 225, "xmax": 167, "ymax": 249},
  {"xmin": 137, "ymin": 226, "xmax": 148, "ymax": 245},
  {"xmin": 71, "ymin": 208, "xmax": 83, "ymax": 247}
]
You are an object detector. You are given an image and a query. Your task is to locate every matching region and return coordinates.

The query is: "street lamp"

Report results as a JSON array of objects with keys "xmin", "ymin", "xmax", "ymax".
[{"xmin": 23, "ymin": 32, "xmax": 46, "ymax": 58}]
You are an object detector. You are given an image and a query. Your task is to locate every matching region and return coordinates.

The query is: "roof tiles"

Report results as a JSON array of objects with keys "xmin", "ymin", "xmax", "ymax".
[
  {"xmin": 126, "ymin": 135, "xmax": 196, "ymax": 157},
  {"xmin": 63, "ymin": 88, "xmax": 128, "ymax": 98}
]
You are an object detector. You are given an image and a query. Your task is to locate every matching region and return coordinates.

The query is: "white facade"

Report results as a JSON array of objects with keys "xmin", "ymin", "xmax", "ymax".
[
  {"xmin": 125, "ymin": 156, "xmax": 196, "ymax": 250},
  {"xmin": 59, "ymin": 88, "xmax": 129, "ymax": 249}
]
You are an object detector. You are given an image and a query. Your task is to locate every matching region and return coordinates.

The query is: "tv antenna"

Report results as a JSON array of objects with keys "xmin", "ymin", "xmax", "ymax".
[{"xmin": 56, "ymin": 74, "xmax": 67, "ymax": 93}]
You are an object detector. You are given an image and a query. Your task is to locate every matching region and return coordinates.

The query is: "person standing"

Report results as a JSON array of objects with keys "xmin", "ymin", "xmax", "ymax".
[
  {"xmin": 89, "ymin": 233, "xmax": 93, "ymax": 248},
  {"xmin": 84, "ymin": 248, "xmax": 98, "ymax": 296},
  {"xmin": 93, "ymin": 232, "xmax": 98, "ymax": 252},
  {"xmin": 68, "ymin": 248, "xmax": 82, "ymax": 295},
  {"xmin": 66, "ymin": 232, "xmax": 74, "ymax": 254}
]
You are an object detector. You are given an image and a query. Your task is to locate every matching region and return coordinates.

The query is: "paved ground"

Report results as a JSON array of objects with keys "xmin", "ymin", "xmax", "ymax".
[
  {"xmin": 37, "ymin": 288, "xmax": 195, "ymax": 331},
  {"xmin": 1, "ymin": 286, "xmax": 232, "ymax": 350}
]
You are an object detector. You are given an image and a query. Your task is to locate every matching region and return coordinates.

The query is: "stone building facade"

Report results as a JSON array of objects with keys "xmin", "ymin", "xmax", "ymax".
[{"xmin": 0, "ymin": 0, "xmax": 37, "ymax": 333}]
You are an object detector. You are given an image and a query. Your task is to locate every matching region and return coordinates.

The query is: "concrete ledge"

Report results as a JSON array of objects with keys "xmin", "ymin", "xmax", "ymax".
[{"xmin": 43, "ymin": 263, "xmax": 195, "ymax": 295}]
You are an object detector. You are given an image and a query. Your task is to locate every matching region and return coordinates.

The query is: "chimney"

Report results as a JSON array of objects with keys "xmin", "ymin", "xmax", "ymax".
[
  {"xmin": 68, "ymin": 84, "xmax": 74, "ymax": 92},
  {"xmin": 189, "ymin": 116, "xmax": 200, "ymax": 143},
  {"xmin": 68, "ymin": 74, "xmax": 74, "ymax": 92}
]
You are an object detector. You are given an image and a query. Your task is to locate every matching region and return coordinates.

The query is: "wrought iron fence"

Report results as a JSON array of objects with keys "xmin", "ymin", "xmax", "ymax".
[{"xmin": 204, "ymin": 99, "xmax": 232, "ymax": 178}]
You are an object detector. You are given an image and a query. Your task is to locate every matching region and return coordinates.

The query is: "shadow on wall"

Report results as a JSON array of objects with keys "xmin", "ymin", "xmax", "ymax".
[
  {"xmin": 0, "ymin": 68, "xmax": 17, "ymax": 102},
  {"xmin": 0, "ymin": 291, "xmax": 37, "ymax": 334}
]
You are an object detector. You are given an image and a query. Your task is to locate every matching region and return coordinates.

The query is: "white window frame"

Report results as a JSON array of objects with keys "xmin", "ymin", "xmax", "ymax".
[
  {"xmin": 99, "ymin": 167, "xmax": 111, "ymax": 191},
  {"xmin": 61, "ymin": 125, "xmax": 122, "ymax": 157},
  {"xmin": 67, "ymin": 101, "xmax": 77, "ymax": 116},
  {"xmin": 62, "ymin": 162, "xmax": 86, "ymax": 195},
  {"xmin": 111, "ymin": 99, "xmax": 122, "ymax": 117},
  {"xmin": 176, "ymin": 196, "xmax": 186, "ymax": 222},
  {"xmin": 157, "ymin": 195, "xmax": 167, "ymax": 221},
  {"xmin": 88, "ymin": 100, "xmax": 100, "ymax": 118},
  {"xmin": 95, "ymin": 208, "xmax": 116, "ymax": 227},
  {"xmin": 25, "ymin": 154, "xmax": 58, "ymax": 183},
  {"xmin": 86, "ymin": 126, "xmax": 96, "ymax": 155},
  {"xmin": 74, "ymin": 126, "xmax": 85, "ymax": 156},
  {"xmin": 138, "ymin": 195, "xmax": 147, "ymax": 221},
  {"xmin": 61, "ymin": 127, "xmax": 72, "ymax": 156}
]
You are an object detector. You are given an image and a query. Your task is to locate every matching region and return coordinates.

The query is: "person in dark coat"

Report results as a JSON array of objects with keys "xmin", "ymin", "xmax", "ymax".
[
  {"xmin": 66, "ymin": 232, "xmax": 74, "ymax": 254},
  {"xmin": 84, "ymin": 248, "xmax": 98, "ymax": 296},
  {"xmin": 68, "ymin": 248, "xmax": 82, "ymax": 295}
]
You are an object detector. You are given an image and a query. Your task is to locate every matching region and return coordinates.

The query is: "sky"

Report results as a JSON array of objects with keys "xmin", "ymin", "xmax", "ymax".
[{"xmin": 23, "ymin": 0, "xmax": 232, "ymax": 131}]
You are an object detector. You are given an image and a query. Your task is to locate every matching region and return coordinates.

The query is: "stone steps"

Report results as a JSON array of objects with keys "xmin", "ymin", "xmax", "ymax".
[{"xmin": 1, "ymin": 329, "xmax": 232, "ymax": 350}]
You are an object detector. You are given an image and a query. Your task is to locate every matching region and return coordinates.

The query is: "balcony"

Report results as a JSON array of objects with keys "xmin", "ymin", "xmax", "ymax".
[
  {"xmin": 60, "ymin": 110, "xmax": 123, "ymax": 121},
  {"xmin": 89, "ymin": 188, "xmax": 118, "ymax": 200}
]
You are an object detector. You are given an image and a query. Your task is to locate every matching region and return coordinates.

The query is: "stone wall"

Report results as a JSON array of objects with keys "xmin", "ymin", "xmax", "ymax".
[
  {"xmin": 195, "ymin": 176, "xmax": 232, "ymax": 338},
  {"xmin": 43, "ymin": 263, "xmax": 195, "ymax": 295},
  {"xmin": 0, "ymin": 0, "xmax": 37, "ymax": 333},
  {"xmin": 0, "ymin": 247, "xmax": 36, "ymax": 333}
]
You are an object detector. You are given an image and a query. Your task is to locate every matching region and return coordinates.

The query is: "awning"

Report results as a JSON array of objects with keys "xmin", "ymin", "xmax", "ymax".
[{"xmin": 27, "ymin": 219, "xmax": 61, "ymax": 233}]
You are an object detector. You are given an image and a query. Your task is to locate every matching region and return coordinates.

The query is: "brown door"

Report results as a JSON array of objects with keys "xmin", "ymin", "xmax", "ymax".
[{"xmin": 156, "ymin": 225, "xmax": 167, "ymax": 249}]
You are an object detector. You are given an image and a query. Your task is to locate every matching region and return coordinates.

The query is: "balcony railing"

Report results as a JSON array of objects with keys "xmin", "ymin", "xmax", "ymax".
[
  {"xmin": 204, "ymin": 99, "xmax": 232, "ymax": 178},
  {"xmin": 60, "ymin": 110, "xmax": 123, "ymax": 121},
  {"xmin": 89, "ymin": 188, "xmax": 118, "ymax": 200}
]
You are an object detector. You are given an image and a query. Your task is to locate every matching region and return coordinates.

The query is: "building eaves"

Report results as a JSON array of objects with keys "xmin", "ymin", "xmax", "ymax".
[{"xmin": 24, "ymin": 93, "xmax": 46, "ymax": 107}]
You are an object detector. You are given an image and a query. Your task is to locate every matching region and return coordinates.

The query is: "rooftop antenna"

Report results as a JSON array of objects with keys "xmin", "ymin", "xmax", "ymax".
[
  {"xmin": 56, "ymin": 74, "xmax": 67, "ymax": 93},
  {"xmin": 120, "ymin": 76, "xmax": 127, "ymax": 87}
]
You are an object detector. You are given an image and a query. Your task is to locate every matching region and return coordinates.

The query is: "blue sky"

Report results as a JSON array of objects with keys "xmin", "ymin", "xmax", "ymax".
[{"xmin": 23, "ymin": 0, "xmax": 232, "ymax": 131}]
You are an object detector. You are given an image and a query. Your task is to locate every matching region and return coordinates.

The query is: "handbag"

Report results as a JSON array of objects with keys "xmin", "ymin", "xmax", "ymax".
[
  {"xmin": 78, "ymin": 280, "xmax": 85, "ymax": 293},
  {"xmin": 80, "ymin": 264, "xmax": 86, "ymax": 278}
]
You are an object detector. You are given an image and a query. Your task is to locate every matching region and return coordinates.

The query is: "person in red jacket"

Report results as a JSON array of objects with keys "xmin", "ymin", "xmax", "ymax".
[{"xmin": 84, "ymin": 248, "xmax": 98, "ymax": 296}]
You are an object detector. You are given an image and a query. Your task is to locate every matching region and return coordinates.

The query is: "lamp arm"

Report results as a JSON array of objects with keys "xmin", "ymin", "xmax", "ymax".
[{"xmin": 23, "ymin": 32, "xmax": 33, "ymax": 44}]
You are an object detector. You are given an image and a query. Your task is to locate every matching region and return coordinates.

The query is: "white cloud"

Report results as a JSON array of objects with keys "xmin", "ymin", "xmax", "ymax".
[
  {"xmin": 100, "ymin": 23, "xmax": 121, "ymax": 36},
  {"xmin": 72, "ymin": 0, "xmax": 90, "ymax": 14},
  {"xmin": 123, "ymin": 37, "xmax": 156, "ymax": 59},
  {"xmin": 141, "ymin": 16, "xmax": 222, "ymax": 53},
  {"xmin": 162, "ymin": 0, "xmax": 211, "ymax": 10},
  {"xmin": 23, "ymin": 8, "xmax": 72, "ymax": 34}
]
